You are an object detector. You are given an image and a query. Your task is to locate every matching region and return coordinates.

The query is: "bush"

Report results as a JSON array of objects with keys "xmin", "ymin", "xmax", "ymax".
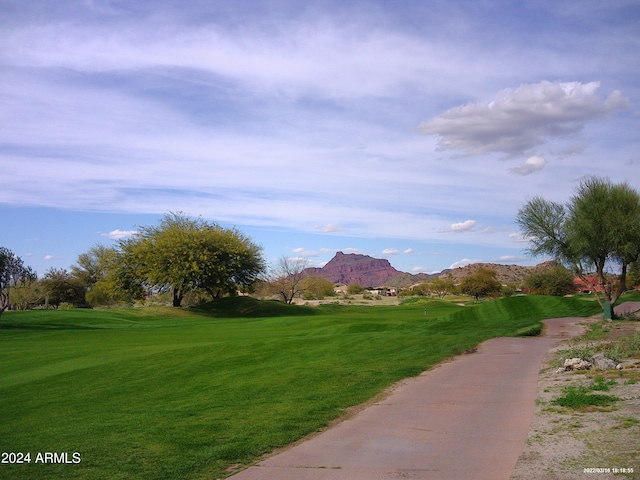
[
  {"xmin": 553, "ymin": 385, "xmax": 618, "ymax": 408},
  {"xmin": 524, "ymin": 265, "xmax": 574, "ymax": 296}
]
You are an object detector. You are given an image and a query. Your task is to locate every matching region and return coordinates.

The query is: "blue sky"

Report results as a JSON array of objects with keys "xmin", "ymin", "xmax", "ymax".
[{"xmin": 1, "ymin": 0, "xmax": 639, "ymax": 277}]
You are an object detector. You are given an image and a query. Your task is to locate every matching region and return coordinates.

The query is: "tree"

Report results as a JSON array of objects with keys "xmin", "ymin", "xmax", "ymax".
[
  {"xmin": 302, "ymin": 276, "xmax": 335, "ymax": 300},
  {"xmin": 119, "ymin": 213, "xmax": 265, "ymax": 307},
  {"xmin": 459, "ymin": 268, "xmax": 502, "ymax": 300},
  {"xmin": 72, "ymin": 245, "xmax": 132, "ymax": 306},
  {"xmin": 9, "ymin": 277, "xmax": 44, "ymax": 310},
  {"xmin": 428, "ymin": 278, "xmax": 456, "ymax": 299},
  {"xmin": 268, "ymin": 256, "xmax": 311, "ymax": 304},
  {"xmin": 516, "ymin": 177, "xmax": 640, "ymax": 308},
  {"xmin": 41, "ymin": 268, "xmax": 87, "ymax": 308},
  {"xmin": 523, "ymin": 264, "xmax": 575, "ymax": 296},
  {"xmin": 0, "ymin": 247, "xmax": 36, "ymax": 323},
  {"xmin": 628, "ymin": 261, "xmax": 640, "ymax": 289},
  {"xmin": 71, "ymin": 244, "xmax": 114, "ymax": 288}
]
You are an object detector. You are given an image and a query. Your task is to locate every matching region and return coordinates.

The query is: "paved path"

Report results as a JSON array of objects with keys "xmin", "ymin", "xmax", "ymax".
[{"xmin": 228, "ymin": 317, "xmax": 588, "ymax": 480}]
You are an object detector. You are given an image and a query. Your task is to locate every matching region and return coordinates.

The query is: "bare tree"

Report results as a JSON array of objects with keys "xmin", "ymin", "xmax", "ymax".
[
  {"xmin": 268, "ymin": 257, "xmax": 312, "ymax": 304},
  {"xmin": 0, "ymin": 247, "xmax": 36, "ymax": 324}
]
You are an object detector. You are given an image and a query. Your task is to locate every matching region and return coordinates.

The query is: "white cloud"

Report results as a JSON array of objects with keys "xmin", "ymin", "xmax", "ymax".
[
  {"xmin": 103, "ymin": 229, "xmax": 137, "ymax": 240},
  {"xmin": 403, "ymin": 248, "xmax": 413, "ymax": 254},
  {"xmin": 44, "ymin": 255, "xmax": 54, "ymax": 261},
  {"xmin": 439, "ymin": 220, "xmax": 476, "ymax": 233},
  {"xmin": 496, "ymin": 255, "xmax": 526, "ymax": 263},
  {"xmin": 419, "ymin": 81, "xmax": 629, "ymax": 157},
  {"xmin": 292, "ymin": 247, "xmax": 319, "ymax": 257},
  {"xmin": 510, "ymin": 155, "xmax": 548, "ymax": 175},
  {"xmin": 449, "ymin": 258, "xmax": 482, "ymax": 269},
  {"xmin": 382, "ymin": 248, "xmax": 399, "ymax": 255},
  {"xmin": 315, "ymin": 224, "xmax": 344, "ymax": 233},
  {"xmin": 509, "ymin": 233, "xmax": 531, "ymax": 243}
]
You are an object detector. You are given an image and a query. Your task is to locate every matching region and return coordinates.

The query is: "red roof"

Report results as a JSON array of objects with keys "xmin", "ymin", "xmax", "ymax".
[{"xmin": 573, "ymin": 277, "xmax": 602, "ymax": 293}]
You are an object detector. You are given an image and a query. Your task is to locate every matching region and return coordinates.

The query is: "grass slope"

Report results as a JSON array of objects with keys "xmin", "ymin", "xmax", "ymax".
[{"xmin": 0, "ymin": 296, "xmax": 600, "ymax": 479}]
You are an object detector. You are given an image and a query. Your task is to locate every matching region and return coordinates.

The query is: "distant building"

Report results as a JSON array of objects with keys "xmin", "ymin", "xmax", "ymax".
[{"xmin": 573, "ymin": 277, "xmax": 602, "ymax": 294}]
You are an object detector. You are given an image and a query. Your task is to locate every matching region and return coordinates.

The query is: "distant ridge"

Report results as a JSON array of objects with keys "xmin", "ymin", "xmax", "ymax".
[
  {"xmin": 440, "ymin": 261, "xmax": 558, "ymax": 285},
  {"xmin": 304, "ymin": 252, "xmax": 554, "ymax": 288}
]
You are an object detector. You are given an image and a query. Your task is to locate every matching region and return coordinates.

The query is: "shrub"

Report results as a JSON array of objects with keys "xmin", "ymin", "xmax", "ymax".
[
  {"xmin": 554, "ymin": 385, "xmax": 618, "ymax": 408},
  {"xmin": 523, "ymin": 265, "xmax": 574, "ymax": 296}
]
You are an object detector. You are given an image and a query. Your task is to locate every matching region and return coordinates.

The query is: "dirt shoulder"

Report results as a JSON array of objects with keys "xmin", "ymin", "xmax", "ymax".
[{"xmin": 511, "ymin": 316, "xmax": 640, "ymax": 480}]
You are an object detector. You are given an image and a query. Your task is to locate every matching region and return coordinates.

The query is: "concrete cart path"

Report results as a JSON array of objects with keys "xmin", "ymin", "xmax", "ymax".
[{"xmin": 229, "ymin": 317, "xmax": 589, "ymax": 480}]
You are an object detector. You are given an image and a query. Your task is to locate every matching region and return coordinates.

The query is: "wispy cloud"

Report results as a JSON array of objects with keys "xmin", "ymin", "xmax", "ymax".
[
  {"xmin": 292, "ymin": 247, "xmax": 319, "ymax": 257},
  {"xmin": 382, "ymin": 248, "xmax": 399, "ymax": 255},
  {"xmin": 0, "ymin": 2, "xmax": 637, "ymax": 276},
  {"xmin": 315, "ymin": 224, "xmax": 344, "ymax": 233}
]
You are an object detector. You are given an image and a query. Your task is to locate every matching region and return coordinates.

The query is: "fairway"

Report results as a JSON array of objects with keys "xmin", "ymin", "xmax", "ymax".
[{"xmin": 0, "ymin": 296, "xmax": 600, "ymax": 479}]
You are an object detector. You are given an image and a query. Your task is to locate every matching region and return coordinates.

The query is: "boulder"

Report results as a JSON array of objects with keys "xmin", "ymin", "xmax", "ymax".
[
  {"xmin": 591, "ymin": 353, "xmax": 617, "ymax": 370},
  {"xmin": 563, "ymin": 358, "xmax": 592, "ymax": 371}
]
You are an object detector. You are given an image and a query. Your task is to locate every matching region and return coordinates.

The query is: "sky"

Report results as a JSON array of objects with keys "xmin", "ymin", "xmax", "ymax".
[{"xmin": 1, "ymin": 0, "xmax": 639, "ymax": 277}]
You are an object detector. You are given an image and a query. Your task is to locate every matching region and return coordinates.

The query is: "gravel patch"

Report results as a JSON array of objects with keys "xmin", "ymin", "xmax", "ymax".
[{"xmin": 511, "ymin": 319, "xmax": 640, "ymax": 480}]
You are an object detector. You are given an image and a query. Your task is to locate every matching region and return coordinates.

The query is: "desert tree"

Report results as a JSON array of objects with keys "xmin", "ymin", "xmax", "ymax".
[
  {"xmin": 302, "ymin": 276, "xmax": 335, "ymax": 300},
  {"xmin": 118, "ymin": 213, "xmax": 265, "ymax": 307},
  {"xmin": 268, "ymin": 256, "xmax": 312, "ymax": 304},
  {"xmin": 0, "ymin": 247, "xmax": 36, "ymax": 323},
  {"xmin": 523, "ymin": 264, "xmax": 575, "ymax": 296},
  {"xmin": 41, "ymin": 268, "xmax": 87, "ymax": 308},
  {"xmin": 71, "ymin": 245, "xmax": 138, "ymax": 306},
  {"xmin": 459, "ymin": 268, "xmax": 502, "ymax": 300},
  {"xmin": 516, "ymin": 177, "xmax": 640, "ymax": 308},
  {"xmin": 428, "ymin": 277, "xmax": 456, "ymax": 299}
]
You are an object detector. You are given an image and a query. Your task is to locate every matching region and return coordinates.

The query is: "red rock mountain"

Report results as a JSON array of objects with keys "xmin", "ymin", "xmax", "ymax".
[
  {"xmin": 303, "ymin": 252, "xmax": 552, "ymax": 288},
  {"xmin": 303, "ymin": 251, "xmax": 403, "ymax": 287}
]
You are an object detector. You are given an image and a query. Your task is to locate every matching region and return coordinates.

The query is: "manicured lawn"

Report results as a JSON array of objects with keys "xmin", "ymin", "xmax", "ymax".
[{"xmin": 0, "ymin": 296, "xmax": 600, "ymax": 479}]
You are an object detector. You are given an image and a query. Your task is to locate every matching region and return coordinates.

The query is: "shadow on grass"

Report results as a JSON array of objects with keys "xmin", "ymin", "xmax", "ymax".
[
  {"xmin": 192, "ymin": 296, "xmax": 320, "ymax": 318},
  {"xmin": 0, "ymin": 322, "xmax": 104, "ymax": 331}
]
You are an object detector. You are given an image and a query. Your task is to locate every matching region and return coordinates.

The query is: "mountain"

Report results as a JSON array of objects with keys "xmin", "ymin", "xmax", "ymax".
[
  {"xmin": 439, "ymin": 261, "xmax": 558, "ymax": 285},
  {"xmin": 303, "ymin": 251, "xmax": 403, "ymax": 287},
  {"xmin": 304, "ymin": 252, "xmax": 556, "ymax": 288}
]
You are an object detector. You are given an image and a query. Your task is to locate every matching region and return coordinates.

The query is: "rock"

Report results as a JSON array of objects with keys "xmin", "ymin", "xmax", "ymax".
[
  {"xmin": 556, "ymin": 367, "xmax": 567, "ymax": 373},
  {"xmin": 563, "ymin": 358, "xmax": 592, "ymax": 371},
  {"xmin": 616, "ymin": 363, "xmax": 623, "ymax": 370},
  {"xmin": 591, "ymin": 353, "xmax": 617, "ymax": 370}
]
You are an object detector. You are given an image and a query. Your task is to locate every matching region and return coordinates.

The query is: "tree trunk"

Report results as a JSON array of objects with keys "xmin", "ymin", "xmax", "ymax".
[
  {"xmin": 614, "ymin": 263, "xmax": 628, "ymax": 305},
  {"xmin": 172, "ymin": 287, "xmax": 183, "ymax": 307}
]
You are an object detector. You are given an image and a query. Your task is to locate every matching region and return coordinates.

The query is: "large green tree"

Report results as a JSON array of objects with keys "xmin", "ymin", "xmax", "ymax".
[
  {"xmin": 41, "ymin": 268, "xmax": 87, "ymax": 308},
  {"xmin": 459, "ymin": 268, "xmax": 502, "ymax": 300},
  {"xmin": 119, "ymin": 213, "xmax": 265, "ymax": 307},
  {"xmin": 516, "ymin": 177, "xmax": 640, "ymax": 308},
  {"xmin": 0, "ymin": 247, "xmax": 36, "ymax": 323}
]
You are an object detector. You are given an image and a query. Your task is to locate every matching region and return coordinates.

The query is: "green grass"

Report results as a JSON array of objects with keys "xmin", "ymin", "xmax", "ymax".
[
  {"xmin": 553, "ymin": 385, "xmax": 619, "ymax": 409},
  {"xmin": 0, "ymin": 295, "xmax": 600, "ymax": 479}
]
